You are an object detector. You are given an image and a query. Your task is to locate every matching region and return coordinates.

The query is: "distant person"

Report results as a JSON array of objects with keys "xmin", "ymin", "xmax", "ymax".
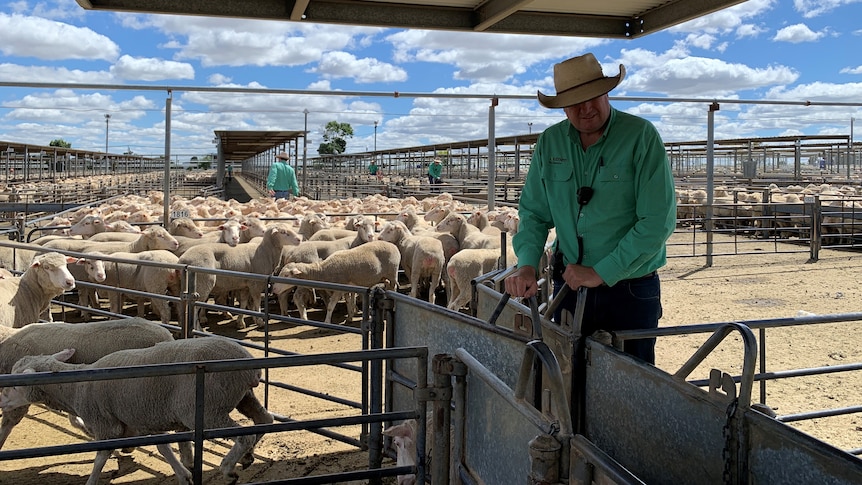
[
  {"xmin": 267, "ymin": 151, "xmax": 300, "ymax": 199},
  {"xmin": 369, "ymin": 160, "xmax": 382, "ymax": 180},
  {"xmin": 428, "ymin": 158, "xmax": 443, "ymax": 191},
  {"xmin": 226, "ymin": 164, "xmax": 233, "ymax": 181},
  {"xmin": 504, "ymin": 53, "xmax": 676, "ymax": 364}
]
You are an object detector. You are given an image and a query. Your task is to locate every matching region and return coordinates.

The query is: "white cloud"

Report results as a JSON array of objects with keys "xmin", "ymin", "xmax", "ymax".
[
  {"xmin": 773, "ymin": 23, "xmax": 826, "ymax": 42},
  {"xmin": 794, "ymin": 0, "xmax": 862, "ymax": 18},
  {"xmin": 208, "ymin": 73, "xmax": 232, "ymax": 84},
  {"xmin": 0, "ymin": 63, "xmax": 114, "ymax": 83},
  {"xmin": 840, "ymin": 66, "xmax": 862, "ymax": 74},
  {"xmin": 311, "ymin": 51, "xmax": 407, "ymax": 83},
  {"xmin": 386, "ymin": 29, "xmax": 604, "ymax": 83},
  {"xmin": 0, "ymin": 13, "xmax": 119, "ymax": 61},
  {"xmin": 620, "ymin": 54, "xmax": 798, "ymax": 97},
  {"xmin": 110, "ymin": 55, "xmax": 195, "ymax": 81},
  {"xmin": 670, "ymin": 0, "xmax": 776, "ymax": 35}
]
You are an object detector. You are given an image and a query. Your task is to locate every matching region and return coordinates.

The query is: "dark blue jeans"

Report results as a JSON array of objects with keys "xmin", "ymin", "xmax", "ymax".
[{"xmin": 552, "ymin": 272, "xmax": 662, "ymax": 364}]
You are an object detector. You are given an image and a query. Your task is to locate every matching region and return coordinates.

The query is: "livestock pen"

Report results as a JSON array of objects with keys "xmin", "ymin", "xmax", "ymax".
[{"xmin": 0, "ymin": 247, "xmax": 860, "ymax": 484}]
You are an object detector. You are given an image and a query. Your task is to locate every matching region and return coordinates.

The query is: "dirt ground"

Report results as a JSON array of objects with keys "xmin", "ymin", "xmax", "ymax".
[{"xmin": 1, "ymin": 241, "xmax": 860, "ymax": 484}]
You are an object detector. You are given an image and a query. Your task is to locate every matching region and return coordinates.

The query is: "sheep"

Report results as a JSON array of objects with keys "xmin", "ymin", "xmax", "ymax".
[
  {"xmin": 277, "ymin": 218, "xmax": 377, "ymax": 319},
  {"xmin": 0, "ymin": 337, "xmax": 273, "ymax": 485},
  {"xmin": 0, "ymin": 252, "xmax": 76, "ymax": 328},
  {"xmin": 435, "ymin": 212, "xmax": 502, "ymax": 250},
  {"xmin": 97, "ymin": 250, "xmax": 181, "ymax": 324},
  {"xmin": 0, "ymin": 317, "xmax": 174, "ymax": 449},
  {"xmin": 173, "ymin": 219, "xmax": 248, "ymax": 256},
  {"xmin": 43, "ymin": 225, "xmax": 180, "ymax": 255},
  {"xmin": 377, "ymin": 220, "xmax": 444, "ymax": 304},
  {"xmin": 394, "ymin": 208, "xmax": 433, "ymax": 233},
  {"xmin": 65, "ymin": 252, "xmax": 108, "ymax": 319},
  {"xmin": 0, "ymin": 243, "xmax": 44, "ymax": 272},
  {"xmin": 178, "ymin": 223, "xmax": 303, "ymax": 329},
  {"xmin": 273, "ymin": 240, "xmax": 400, "ymax": 324},
  {"xmin": 104, "ymin": 220, "xmax": 142, "ymax": 233},
  {"xmin": 297, "ymin": 213, "xmax": 331, "ymax": 240},
  {"xmin": 68, "ymin": 214, "xmax": 107, "ymax": 238},
  {"xmin": 308, "ymin": 226, "xmax": 363, "ymax": 241},
  {"xmin": 168, "ymin": 217, "xmax": 204, "ymax": 238},
  {"xmin": 446, "ymin": 247, "xmax": 515, "ymax": 311}
]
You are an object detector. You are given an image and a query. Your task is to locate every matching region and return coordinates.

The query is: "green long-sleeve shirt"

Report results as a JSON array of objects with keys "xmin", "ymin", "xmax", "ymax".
[
  {"xmin": 428, "ymin": 162, "xmax": 442, "ymax": 179},
  {"xmin": 266, "ymin": 160, "xmax": 300, "ymax": 195},
  {"xmin": 513, "ymin": 108, "xmax": 676, "ymax": 286}
]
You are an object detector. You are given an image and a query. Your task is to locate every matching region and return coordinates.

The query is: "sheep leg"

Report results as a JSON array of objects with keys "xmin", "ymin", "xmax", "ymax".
[
  {"xmin": 178, "ymin": 441, "xmax": 194, "ymax": 470},
  {"xmin": 292, "ymin": 288, "xmax": 312, "ymax": 320},
  {"xmin": 217, "ymin": 420, "xmax": 256, "ymax": 485},
  {"xmin": 155, "ymin": 442, "xmax": 192, "ymax": 485},
  {"xmin": 428, "ymin": 269, "xmax": 442, "ymax": 305},
  {"xmin": 235, "ymin": 391, "xmax": 273, "ymax": 468},
  {"xmin": 86, "ymin": 449, "xmax": 115, "ymax": 485},
  {"xmin": 324, "ymin": 291, "xmax": 343, "ymax": 324},
  {"xmin": 343, "ymin": 292, "xmax": 358, "ymax": 324}
]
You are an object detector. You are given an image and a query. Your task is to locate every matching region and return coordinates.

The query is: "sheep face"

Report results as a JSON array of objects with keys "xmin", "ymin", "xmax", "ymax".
[
  {"xmin": 76, "ymin": 257, "xmax": 106, "ymax": 283},
  {"xmin": 31, "ymin": 253, "xmax": 76, "ymax": 291}
]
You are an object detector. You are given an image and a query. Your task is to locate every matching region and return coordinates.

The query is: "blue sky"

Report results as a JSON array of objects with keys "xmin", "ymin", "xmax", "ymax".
[{"xmin": 0, "ymin": 0, "xmax": 861, "ymax": 161}]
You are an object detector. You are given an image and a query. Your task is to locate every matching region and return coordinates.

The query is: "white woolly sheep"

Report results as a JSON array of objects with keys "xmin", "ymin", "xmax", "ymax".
[
  {"xmin": 97, "ymin": 250, "xmax": 181, "ymax": 324},
  {"xmin": 435, "ymin": 212, "xmax": 502, "ymax": 250},
  {"xmin": 178, "ymin": 223, "xmax": 303, "ymax": 329},
  {"xmin": 0, "ymin": 252, "xmax": 76, "ymax": 328},
  {"xmin": 0, "ymin": 337, "xmax": 273, "ymax": 485},
  {"xmin": 378, "ymin": 220, "xmax": 445, "ymax": 304},
  {"xmin": 65, "ymin": 252, "xmax": 108, "ymax": 319},
  {"xmin": 297, "ymin": 213, "xmax": 331, "ymax": 240},
  {"xmin": 277, "ymin": 218, "xmax": 376, "ymax": 319},
  {"xmin": 446, "ymin": 247, "xmax": 515, "ymax": 311},
  {"xmin": 0, "ymin": 317, "xmax": 174, "ymax": 449},
  {"xmin": 168, "ymin": 217, "xmax": 204, "ymax": 238},
  {"xmin": 273, "ymin": 240, "xmax": 400, "ymax": 324},
  {"xmin": 68, "ymin": 214, "xmax": 107, "ymax": 238},
  {"xmin": 43, "ymin": 226, "xmax": 179, "ymax": 254}
]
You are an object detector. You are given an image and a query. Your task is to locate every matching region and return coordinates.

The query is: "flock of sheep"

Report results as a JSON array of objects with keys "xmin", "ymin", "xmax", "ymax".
[
  {"xmin": 676, "ymin": 182, "xmax": 862, "ymax": 241},
  {"xmin": 0, "ymin": 188, "xmax": 527, "ymax": 484}
]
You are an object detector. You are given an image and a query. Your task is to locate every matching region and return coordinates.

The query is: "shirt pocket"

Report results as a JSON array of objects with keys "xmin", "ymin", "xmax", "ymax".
[
  {"xmin": 547, "ymin": 163, "xmax": 573, "ymax": 182},
  {"xmin": 597, "ymin": 161, "xmax": 631, "ymax": 184}
]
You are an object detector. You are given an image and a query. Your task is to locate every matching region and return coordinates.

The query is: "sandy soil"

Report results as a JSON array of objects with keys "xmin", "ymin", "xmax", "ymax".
[{"xmin": 1, "ymin": 241, "xmax": 860, "ymax": 484}]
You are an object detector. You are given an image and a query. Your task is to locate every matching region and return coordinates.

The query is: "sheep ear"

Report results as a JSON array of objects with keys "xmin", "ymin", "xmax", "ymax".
[
  {"xmin": 67, "ymin": 256, "xmax": 79, "ymax": 265},
  {"xmin": 52, "ymin": 348, "xmax": 75, "ymax": 362},
  {"xmin": 74, "ymin": 258, "xmax": 87, "ymax": 265},
  {"xmin": 382, "ymin": 421, "xmax": 413, "ymax": 438}
]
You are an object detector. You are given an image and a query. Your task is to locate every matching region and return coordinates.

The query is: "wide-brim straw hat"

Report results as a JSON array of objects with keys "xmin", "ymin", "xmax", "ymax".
[
  {"xmin": 537, "ymin": 53, "xmax": 625, "ymax": 109},
  {"xmin": 433, "ymin": 159, "xmax": 442, "ymax": 164},
  {"xmin": 275, "ymin": 151, "xmax": 290, "ymax": 160}
]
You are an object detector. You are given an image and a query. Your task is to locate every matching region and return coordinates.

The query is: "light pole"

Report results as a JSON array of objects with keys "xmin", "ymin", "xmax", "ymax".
[
  {"xmin": 104, "ymin": 113, "xmax": 111, "ymax": 153},
  {"xmin": 373, "ymin": 120, "xmax": 378, "ymax": 156},
  {"xmin": 104, "ymin": 113, "xmax": 111, "ymax": 175},
  {"xmin": 528, "ymin": 122, "xmax": 533, "ymax": 135},
  {"xmin": 302, "ymin": 109, "xmax": 309, "ymax": 194}
]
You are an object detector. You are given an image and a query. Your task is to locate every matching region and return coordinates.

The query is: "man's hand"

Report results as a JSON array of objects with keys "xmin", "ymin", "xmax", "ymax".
[
  {"xmin": 562, "ymin": 265, "xmax": 604, "ymax": 289},
  {"xmin": 504, "ymin": 266, "xmax": 539, "ymax": 298}
]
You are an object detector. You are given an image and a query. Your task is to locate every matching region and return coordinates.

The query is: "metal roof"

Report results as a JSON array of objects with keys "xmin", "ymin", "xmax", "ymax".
[
  {"xmin": 213, "ymin": 130, "xmax": 306, "ymax": 162},
  {"xmin": 76, "ymin": 0, "xmax": 748, "ymax": 39}
]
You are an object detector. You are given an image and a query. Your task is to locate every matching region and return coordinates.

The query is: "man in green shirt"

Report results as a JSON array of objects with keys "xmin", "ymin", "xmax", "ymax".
[
  {"xmin": 267, "ymin": 151, "xmax": 300, "ymax": 199},
  {"xmin": 505, "ymin": 53, "xmax": 676, "ymax": 364},
  {"xmin": 428, "ymin": 159, "xmax": 443, "ymax": 192}
]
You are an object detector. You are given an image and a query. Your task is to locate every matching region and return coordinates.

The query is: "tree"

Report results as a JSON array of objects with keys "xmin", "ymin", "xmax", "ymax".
[
  {"xmin": 49, "ymin": 139, "xmax": 71, "ymax": 148},
  {"xmin": 317, "ymin": 121, "xmax": 354, "ymax": 155}
]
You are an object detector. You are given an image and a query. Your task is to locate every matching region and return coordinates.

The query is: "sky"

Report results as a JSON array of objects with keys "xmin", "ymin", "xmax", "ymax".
[{"xmin": 0, "ymin": 0, "xmax": 861, "ymax": 161}]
